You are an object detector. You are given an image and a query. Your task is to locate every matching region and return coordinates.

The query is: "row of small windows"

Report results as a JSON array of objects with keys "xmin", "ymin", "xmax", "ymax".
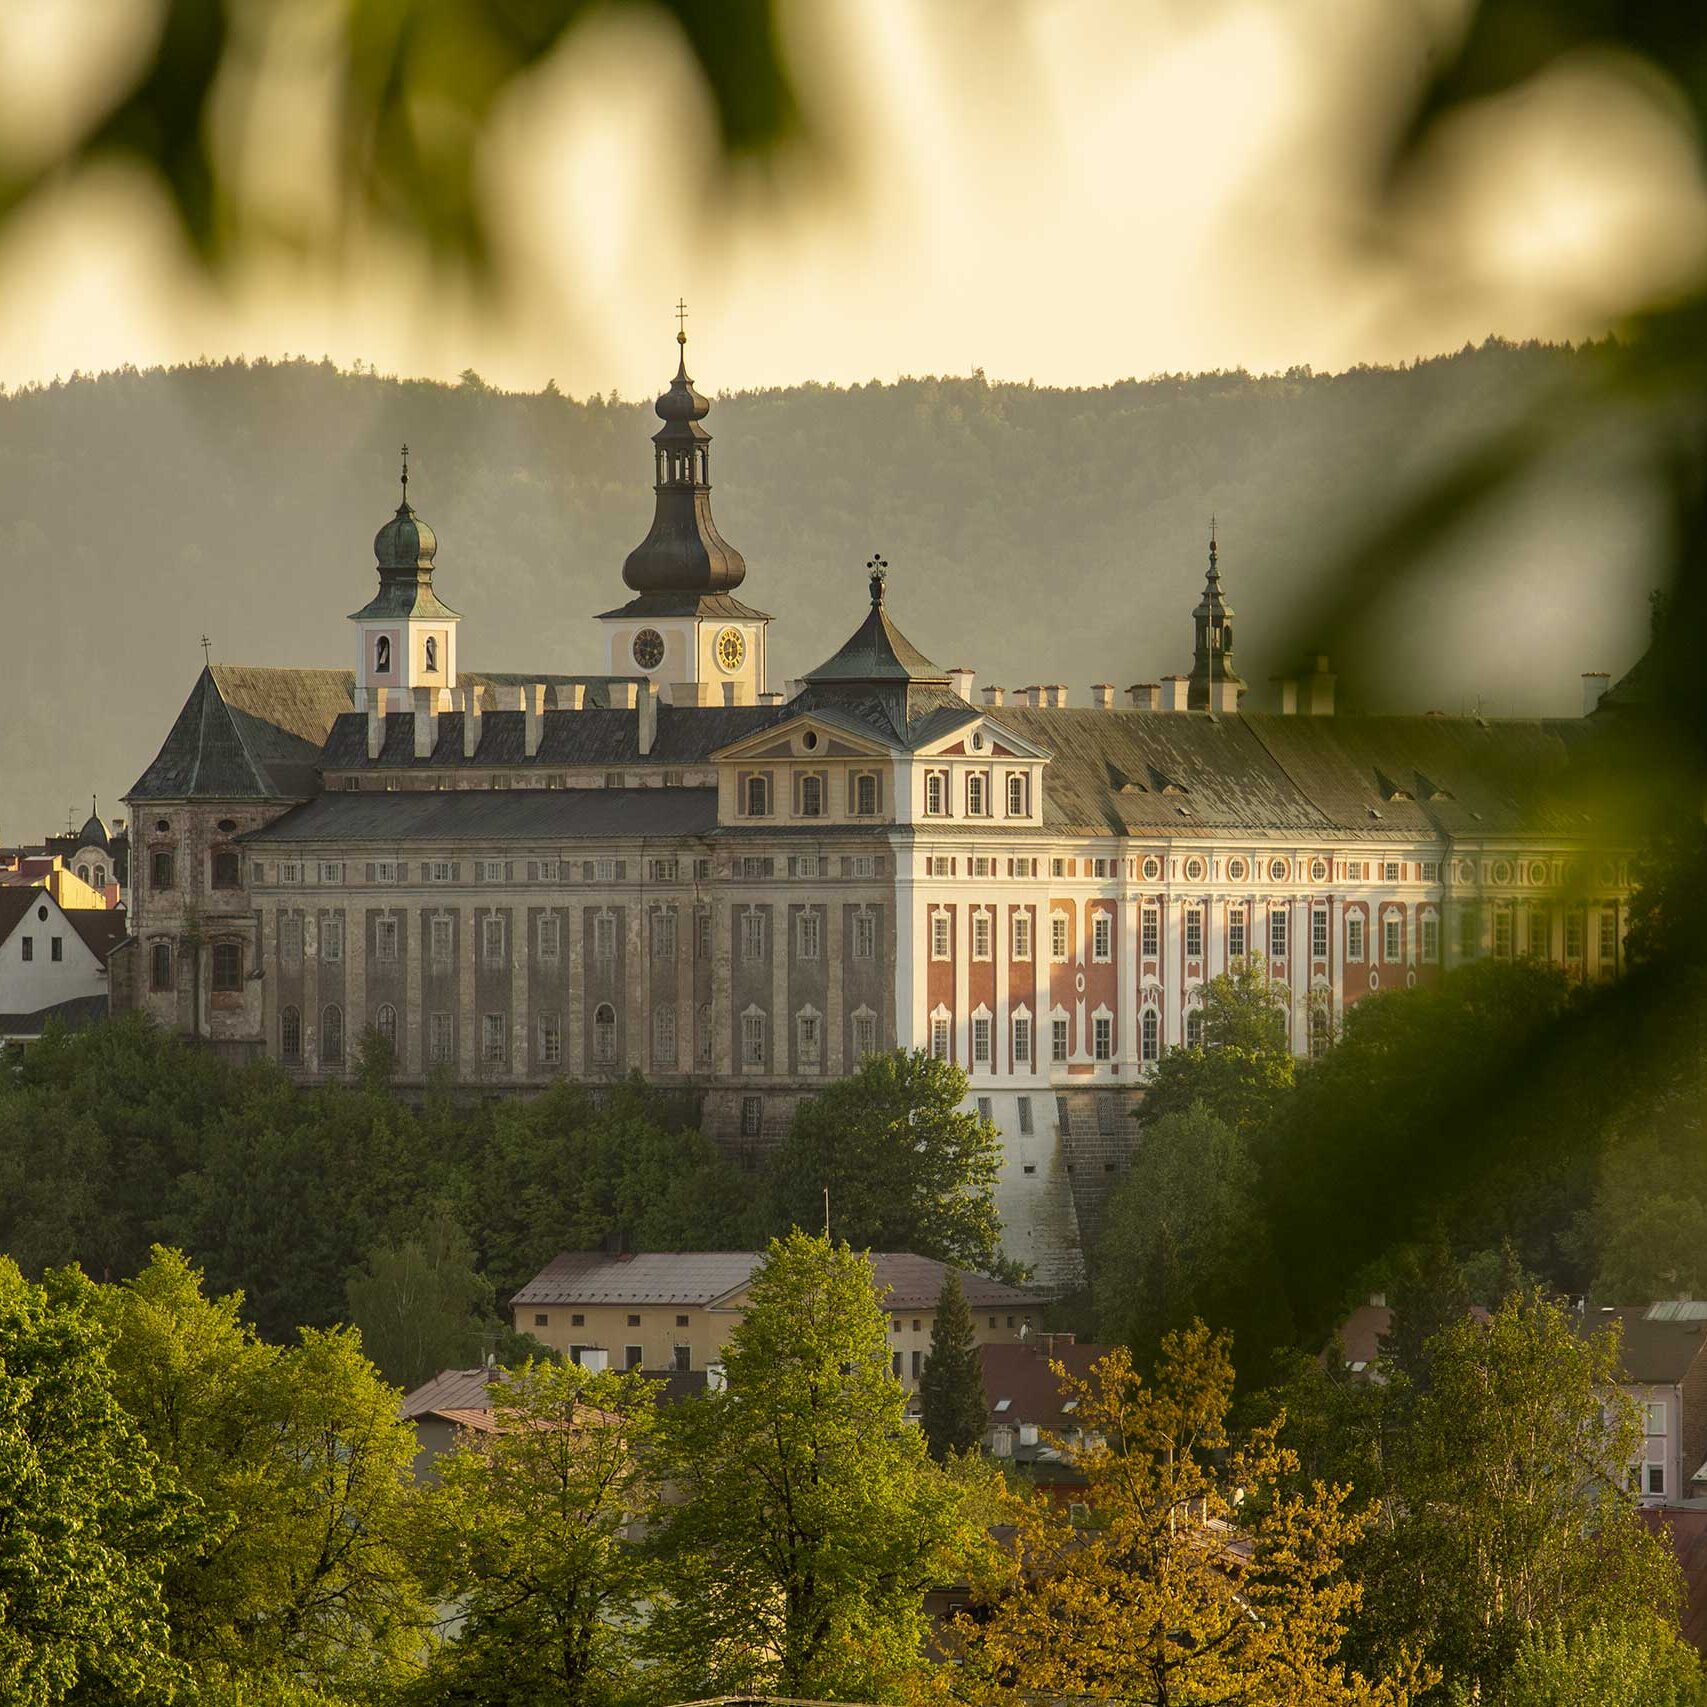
[
  {"xmin": 922, "ymin": 769, "xmax": 1031, "ymax": 819},
  {"xmin": 255, "ymin": 854, "xmax": 882, "ymax": 886},
  {"xmin": 370, "ymin": 634, "xmax": 439, "ymax": 675},
  {"xmin": 739, "ymin": 770, "xmax": 883, "ymax": 819}
]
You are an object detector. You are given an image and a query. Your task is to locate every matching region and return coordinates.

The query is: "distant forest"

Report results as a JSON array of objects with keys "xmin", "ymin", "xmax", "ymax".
[{"xmin": 0, "ymin": 337, "xmax": 1654, "ymax": 836}]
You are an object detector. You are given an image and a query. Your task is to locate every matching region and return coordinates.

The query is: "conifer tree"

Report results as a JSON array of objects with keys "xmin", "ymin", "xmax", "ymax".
[{"xmin": 920, "ymin": 1268, "xmax": 986, "ymax": 1460}]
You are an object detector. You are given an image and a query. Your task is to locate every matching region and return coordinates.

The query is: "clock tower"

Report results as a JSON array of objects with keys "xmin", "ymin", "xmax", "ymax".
[{"xmin": 597, "ymin": 322, "xmax": 770, "ymax": 705}]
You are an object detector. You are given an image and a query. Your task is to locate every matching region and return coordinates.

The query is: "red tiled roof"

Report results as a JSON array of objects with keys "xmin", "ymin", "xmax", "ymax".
[{"xmin": 980, "ymin": 1339, "xmax": 1115, "ymax": 1431}]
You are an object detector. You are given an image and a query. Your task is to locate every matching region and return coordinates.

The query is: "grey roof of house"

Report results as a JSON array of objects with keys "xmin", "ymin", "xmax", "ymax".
[
  {"xmin": 128, "ymin": 665, "xmax": 355, "ymax": 801},
  {"xmin": 400, "ymin": 1367, "xmax": 495, "ymax": 1419},
  {"xmin": 0, "ymin": 994, "xmax": 109, "ymax": 1037},
  {"xmin": 1583, "ymin": 1307, "xmax": 1707, "ymax": 1385},
  {"xmin": 864, "ymin": 1253, "xmax": 1048, "ymax": 1311},
  {"xmin": 244, "ymin": 787, "xmax": 719, "ymax": 845},
  {"xmin": 512, "ymin": 1251, "xmax": 763, "ymax": 1308}
]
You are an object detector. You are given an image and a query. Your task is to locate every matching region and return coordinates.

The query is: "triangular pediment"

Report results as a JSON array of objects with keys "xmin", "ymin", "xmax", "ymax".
[
  {"xmin": 712, "ymin": 710, "xmax": 898, "ymax": 763},
  {"xmin": 912, "ymin": 716, "xmax": 1051, "ymax": 761}
]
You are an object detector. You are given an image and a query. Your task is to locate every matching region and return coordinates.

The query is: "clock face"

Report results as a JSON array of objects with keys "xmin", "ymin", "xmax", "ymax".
[
  {"xmin": 715, "ymin": 626, "xmax": 747, "ymax": 672},
  {"xmin": 632, "ymin": 628, "xmax": 665, "ymax": 670}
]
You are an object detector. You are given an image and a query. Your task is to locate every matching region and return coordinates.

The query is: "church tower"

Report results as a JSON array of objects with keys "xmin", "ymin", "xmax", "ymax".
[
  {"xmin": 1185, "ymin": 519, "xmax": 1245, "ymax": 713},
  {"xmin": 350, "ymin": 448, "xmax": 460, "ymax": 711},
  {"xmin": 598, "ymin": 322, "xmax": 770, "ymax": 705}
]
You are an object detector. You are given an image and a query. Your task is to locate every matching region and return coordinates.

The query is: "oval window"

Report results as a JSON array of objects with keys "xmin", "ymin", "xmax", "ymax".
[
  {"xmin": 1142, "ymin": 856, "xmax": 1161, "ymax": 881},
  {"xmin": 1226, "ymin": 857, "xmax": 1246, "ymax": 882},
  {"xmin": 1184, "ymin": 856, "xmax": 1205, "ymax": 882},
  {"xmin": 1269, "ymin": 858, "xmax": 1289, "ymax": 882},
  {"xmin": 1311, "ymin": 858, "xmax": 1328, "ymax": 883}
]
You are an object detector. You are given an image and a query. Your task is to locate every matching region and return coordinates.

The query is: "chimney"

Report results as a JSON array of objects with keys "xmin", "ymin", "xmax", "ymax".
[
  {"xmin": 608, "ymin": 682, "xmax": 639, "ymax": 710},
  {"xmin": 461, "ymin": 685, "xmax": 483, "ymax": 757},
  {"xmin": 412, "ymin": 685, "xmax": 438, "ymax": 758},
  {"xmin": 1582, "ymin": 671, "xmax": 1611, "ymax": 717},
  {"xmin": 637, "ymin": 680, "xmax": 658, "ymax": 756},
  {"xmin": 1043, "ymin": 684, "xmax": 1068, "ymax": 708},
  {"xmin": 555, "ymin": 682, "xmax": 586, "ymax": 711},
  {"xmin": 722, "ymin": 681, "xmax": 754, "ymax": 707},
  {"xmin": 1161, "ymin": 675, "xmax": 1190, "ymax": 713},
  {"xmin": 948, "ymin": 666, "xmax": 975, "ymax": 703},
  {"xmin": 1276, "ymin": 677, "xmax": 1299, "ymax": 716},
  {"xmin": 757, "ymin": 690, "xmax": 786, "ymax": 705},
  {"xmin": 1127, "ymin": 683, "xmax": 1160, "ymax": 711},
  {"xmin": 367, "ymin": 687, "xmax": 388, "ymax": 759},
  {"xmin": 1303, "ymin": 655, "xmax": 1336, "ymax": 716},
  {"xmin": 1091, "ymin": 683, "xmax": 1115, "ymax": 710},
  {"xmin": 982, "ymin": 686, "xmax": 1006, "ymax": 708},
  {"xmin": 523, "ymin": 683, "xmax": 545, "ymax": 758}
]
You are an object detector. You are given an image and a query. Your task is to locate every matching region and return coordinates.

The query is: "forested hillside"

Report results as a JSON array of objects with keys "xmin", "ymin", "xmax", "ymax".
[{"xmin": 0, "ymin": 338, "xmax": 1652, "ymax": 834}]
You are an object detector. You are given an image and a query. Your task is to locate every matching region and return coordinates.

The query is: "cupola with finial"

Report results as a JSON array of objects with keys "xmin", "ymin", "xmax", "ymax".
[
  {"xmin": 350, "ymin": 445, "xmax": 461, "ymax": 710},
  {"xmin": 596, "ymin": 307, "xmax": 772, "ymax": 706},
  {"xmin": 1186, "ymin": 517, "xmax": 1245, "ymax": 712}
]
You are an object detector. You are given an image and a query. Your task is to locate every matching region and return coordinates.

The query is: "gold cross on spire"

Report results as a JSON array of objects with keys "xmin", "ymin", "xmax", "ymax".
[
  {"xmin": 675, "ymin": 297, "xmax": 689, "ymax": 342},
  {"xmin": 400, "ymin": 442, "xmax": 410, "ymax": 496}
]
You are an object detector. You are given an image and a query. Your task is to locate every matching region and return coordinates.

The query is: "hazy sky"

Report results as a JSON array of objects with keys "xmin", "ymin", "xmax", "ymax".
[{"xmin": 0, "ymin": 0, "xmax": 1703, "ymax": 395}]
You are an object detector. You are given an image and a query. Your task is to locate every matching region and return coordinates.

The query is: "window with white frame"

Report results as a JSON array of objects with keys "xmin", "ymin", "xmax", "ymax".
[
  {"xmin": 971, "ymin": 856, "xmax": 995, "ymax": 878},
  {"xmin": 740, "ymin": 856, "xmax": 769, "ymax": 880},
  {"xmin": 854, "ymin": 772, "xmax": 879, "ymax": 816},
  {"xmin": 481, "ymin": 1013, "xmax": 505, "ymax": 1063},
  {"xmin": 480, "ymin": 859, "xmax": 505, "ymax": 883},
  {"xmin": 538, "ymin": 859, "xmax": 560, "ymax": 882},
  {"xmin": 540, "ymin": 1012, "xmax": 562, "ymax": 1067},
  {"xmin": 430, "ymin": 860, "xmax": 452, "ymax": 883},
  {"xmin": 1052, "ymin": 1016, "xmax": 1069, "ymax": 1062},
  {"xmin": 1384, "ymin": 913, "xmax": 1403, "ymax": 962},
  {"xmin": 653, "ymin": 1004, "xmax": 677, "ymax": 1068},
  {"xmin": 1012, "ymin": 912, "xmax": 1032, "ymax": 959},
  {"xmin": 930, "ymin": 1013, "xmax": 951, "ymax": 1060},
  {"xmin": 1344, "ymin": 860, "xmax": 1368, "ymax": 881},
  {"xmin": 1420, "ymin": 913, "xmax": 1440, "ymax": 963},
  {"xmin": 1382, "ymin": 861, "xmax": 1400, "ymax": 882},
  {"xmin": 1599, "ymin": 909, "xmax": 1618, "ymax": 964},
  {"xmin": 538, "ymin": 914, "xmax": 560, "ymax": 960},
  {"xmin": 1565, "ymin": 910, "xmax": 1584, "ymax": 959},
  {"xmin": 1228, "ymin": 907, "xmax": 1246, "ymax": 960},
  {"xmin": 972, "ymin": 911, "xmax": 993, "ymax": 960},
  {"xmin": 1012, "ymin": 856, "xmax": 1037, "ymax": 878},
  {"xmin": 375, "ymin": 917, "xmax": 398, "ymax": 962},
  {"xmin": 741, "ymin": 911, "xmax": 766, "ymax": 960},
  {"xmin": 429, "ymin": 1012, "xmax": 453, "ymax": 1063},
  {"xmin": 972, "ymin": 1014, "xmax": 992, "ymax": 1066},
  {"xmin": 1051, "ymin": 913, "xmax": 1070, "ymax": 961},
  {"xmin": 1093, "ymin": 911, "xmax": 1113, "ymax": 961},
  {"xmin": 322, "ymin": 913, "xmax": 344, "ymax": 962},
  {"xmin": 797, "ymin": 910, "xmax": 821, "ymax": 960},
  {"xmin": 852, "ymin": 1007, "xmax": 878, "ymax": 1059},
  {"xmin": 1141, "ymin": 1009, "xmax": 1159, "ymax": 1062},
  {"xmin": 928, "ymin": 855, "xmax": 953, "ymax": 877},
  {"xmin": 648, "ymin": 856, "xmax": 679, "ymax": 882},
  {"xmin": 1013, "ymin": 1013, "xmax": 1032, "ymax": 1065},
  {"xmin": 1420, "ymin": 860, "xmax": 1441, "ymax": 883},
  {"xmin": 1183, "ymin": 908, "xmax": 1202, "ymax": 958},
  {"xmin": 374, "ymin": 860, "xmax": 397, "ymax": 882},
  {"xmin": 1142, "ymin": 907, "xmax": 1159, "ymax": 957},
  {"xmin": 482, "ymin": 915, "xmax": 506, "ymax": 964},
  {"xmin": 1186, "ymin": 1008, "xmax": 1204, "ymax": 1048},
  {"xmin": 1312, "ymin": 907, "xmax": 1329, "ymax": 959},
  {"xmin": 791, "ymin": 854, "xmax": 822, "ymax": 878},
  {"xmin": 1270, "ymin": 909, "xmax": 1288, "ymax": 958},
  {"xmin": 1494, "ymin": 908, "xmax": 1513, "ymax": 958},
  {"xmin": 931, "ymin": 912, "xmax": 951, "ymax": 960},
  {"xmin": 1006, "ymin": 772, "xmax": 1028, "ymax": 816},
  {"xmin": 430, "ymin": 916, "xmax": 453, "ymax": 962},
  {"xmin": 1346, "ymin": 915, "xmax": 1366, "ymax": 961},
  {"xmin": 1051, "ymin": 857, "xmax": 1067, "ymax": 878},
  {"xmin": 1093, "ymin": 1014, "xmax": 1112, "ymax": 1061},
  {"xmin": 320, "ymin": 862, "xmax": 344, "ymax": 884},
  {"xmin": 850, "ymin": 853, "xmax": 878, "ymax": 878},
  {"xmin": 695, "ymin": 910, "xmax": 712, "ymax": 960},
  {"xmin": 593, "ymin": 1003, "xmax": 617, "ymax": 1065},
  {"xmin": 593, "ymin": 913, "xmax": 617, "ymax": 961},
  {"xmin": 744, "ymin": 774, "xmax": 771, "ymax": 817},
  {"xmin": 925, "ymin": 770, "xmax": 949, "ymax": 815},
  {"xmin": 967, "ymin": 772, "xmax": 989, "ymax": 816},
  {"xmin": 652, "ymin": 910, "xmax": 677, "ymax": 960},
  {"xmin": 797, "ymin": 773, "xmax": 824, "ymax": 817},
  {"xmin": 797, "ymin": 1008, "xmax": 822, "ymax": 1069},
  {"xmin": 853, "ymin": 911, "xmax": 876, "ymax": 959},
  {"xmin": 1092, "ymin": 857, "xmax": 1114, "ymax": 879}
]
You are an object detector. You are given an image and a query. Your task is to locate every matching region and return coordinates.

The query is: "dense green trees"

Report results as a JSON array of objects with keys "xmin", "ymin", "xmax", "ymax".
[{"xmin": 919, "ymin": 1268, "xmax": 987, "ymax": 1461}]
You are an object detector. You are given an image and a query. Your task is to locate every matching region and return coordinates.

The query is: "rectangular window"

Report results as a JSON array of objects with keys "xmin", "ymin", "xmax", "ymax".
[
  {"xmin": 45, "ymin": 935, "xmax": 63, "ymax": 963},
  {"xmin": 647, "ymin": 856, "xmax": 678, "ymax": 883},
  {"xmin": 537, "ymin": 859, "xmax": 560, "ymax": 883},
  {"xmin": 1051, "ymin": 914, "xmax": 1070, "ymax": 961},
  {"xmin": 280, "ymin": 861, "xmax": 304, "ymax": 885},
  {"xmin": 540, "ymin": 1013, "xmax": 562, "ymax": 1067},
  {"xmin": 1052, "ymin": 1017, "xmax": 1069, "ymax": 1062},
  {"xmin": 1006, "ymin": 772, "xmax": 1027, "ymax": 817},
  {"xmin": 928, "ymin": 855, "xmax": 953, "ymax": 878},
  {"xmin": 316, "ymin": 861, "xmax": 341, "ymax": 884},
  {"xmin": 797, "ymin": 910, "xmax": 821, "ymax": 960},
  {"xmin": 431, "ymin": 860, "xmax": 453, "ymax": 883},
  {"xmin": 1421, "ymin": 913, "xmax": 1440, "ymax": 963},
  {"xmin": 594, "ymin": 856, "xmax": 620, "ymax": 883},
  {"xmin": 853, "ymin": 912, "xmax": 876, "ymax": 959},
  {"xmin": 1270, "ymin": 909, "xmax": 1288, "ymax": 958},
  {"xmin": 375, "ymin": 917, "xmax": 398, "ymax": 962},
  {"xmin": 20, "ymin": 935, "xmax": 33, "ymax": 963},
  {"xmin": 740, "ymin": 855, "xmax": 770, "ymax": 880},
  {"xmin": 1420, "ymin": 860, "xmax": 1441, "ymax": 884},
  {"xmin": 1183, "ymin": 909, "xmax": 1202, "ymax": 958},
  {"xmin": 481, "ymin": 1013, "xmax": 505, "ymax": 1063},
  {"xmin": 653, "ymin": 1004, "xmax": 678, "ymax": 1069},
  {"xmin": 1093, "ymin": 911, "xmax": 1113, "ymax": 961},
  {"xmin": 972, "ymin": 1015, "xmax": 992, "ymax": 1066},
  {"xmin": 797, "ymin": 773, "xmax": 824, "ymax": 817},
  {"xmin": 1384, "ymin": 914, "xmax": 1402, "ymax": 962},
  {"xmin": 924, "ymin": 771, "xmax": 948, "ymax": 815},
  {"xmin": 652, "ymin": 910, "xmax": 677, "ymax": 960},
  {"xmin": 1346, "ymin": 915, "xmax": 1365, "ymax": 961},
  {"xmin": 1017, "ymin": 1094, "xmax": 1033, "ymax": 1134},
  {"xmin": 798, "ymin": 1010, "xmax": 821, "ymax": 1069},
  {"xmin": 430, "ymin": 917, "xmax": 453, "ymax": 962},
  {"xmin": 744, "ymin": 774, "xmax": 771, "ymax": 817},
  {"xmin": 741, "ymin": 911, "xmax": 766, "ymax": 960},
  {"xmin": 911, "ymin": 1349, "xmax": 922, "ymax": 1380},
  {"xmin": 967, "ymin": 772, "xmax": 989, "ymax": 816},
  {"xmin": 538, "ymin": 914, "xmax": 560, "ymax": 961},
  {"xmin": 931, "ymin": 913, "xmax": 951, "ymax": 960},
  {"xmin": 374, "ymin": 860, "xmax": 397, "ymax": 883},
  {"xmin": 849, "ymin": 854, "xmax": 878, "ymax": 878},
  {"xmin": 853, "ymin": 1011, "xmax": 878, "ymax": 1058},
  {"xmin": 1528, "ymin": 906, "xmax": 1550, "ymax": 960},
  {"xmin": 741, "ymin": 1011, "xmax": 766, "ymax": 1068},
  {"xmin": 1565, "ymin": 911, "xmax": 1584, "ymax": 959},
  {"xmin": 1013, "ymin": 1016, "xmax": 1031, "ymax": 1065},
  {"xmin": 1142, "ymin": 907, "xmax": 1159, "ymax": 957},
  {"xmin": 1311, "ymin": 907, "xmax": 1329, "ymax": 959},
  {"xmin": 790, "ymin": 855, "xmax": 822, "ymax": 879},
  {"xmin": 1051, "ymin": 857, "xmax": 1067, "ymax": 878},
  {"xmin": 625, "ymin": 1345, "xmax": 643, "ymax": 1370},
  {"xmin": 151, "ymin": 849, "xmax": 175, "ymax": 891},
  {"xmin": 1141, "ymin": 1009, "xmax": 1158, "ymax": 1062},
  {"xmin": 429, "ymin": 1012, "xmax": 453, "ymax": 1063},
  {"xmin": 594, "ymin": 914, "xmax": 617, "ymax": 962},
  {"xmin": 1599, "ymin": 909, "xmax": 1618, "ymax": 966},
  {"xmin": 1093, "ymin": 1015, "xmax": 1112, "ymax": 1061},
  {"xmin": 1494, "ymin": 909, "xmax": 1513, "ymax": 959},
  {"xmin": 1228, "ymin": 907, "xmax": 1246, "ymax": 960},
  {"xmin": 1382, "ymin": 861, "xmax": 1400, "ymax": 882},
  {"xmin": 1012, "ymin": 856, "xmax": 1037, "ymax": 879},
  {"xmin": 1012, "ymin": 912, "xmax": 1032, "ymax": 959},
  {"xmin": 854, "ymin": 772, "xmax": 879, "ymax": 816},
  {"xmin": 1458, "ymin": 907, "xmax": 1478, "ymax": 959},
  {"xmin": 741, "ymin": 1096, "xmax": 763, "ymax": 1137},
  {"xmin": 931, "ymin": 1016, "xmax": 951, "ymax": 1060},
  {"xmin": 482, "ymin": 915, "xmax": 506, "ymax": 965},
  {"xmin": 972, "ymin": 912, "xmax": 993, "ymax": 960},
  {"xmin": 695, "ymin": 911, "xmax": 712, "ymax": 960},
  {"xmin": 480, "ymin": 859, "xmax": 504, "ymax": 883}
]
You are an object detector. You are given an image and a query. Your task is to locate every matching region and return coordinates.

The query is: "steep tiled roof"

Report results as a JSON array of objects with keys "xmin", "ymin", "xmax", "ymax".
[
  {"xmin": 129, "ymin": 665, "xmax": 354, "ymax": 801},
  {"xmin": 513, "ymin": 1251, "xmax": 763, "ymax": 1308},
  {"xmin": 980, "ymin": 1339, "xmax": 1113, "ymax": 1430},
  {"xmin": 62, "ymin": 908, "xmax": 130, "ymax": 965},
  {"xmin": 0, "ymin": 994, "xmax": 109, "ymax": 1038},
  {"xmin": 865, "ymin": 1253, "xmax": 1046, "ymax": 1311},
  {"xmin": 1582, "ymin": 1305, "xmax": 1707, "ymax": 1385},
  {"xmin": 244, "ymin": 787, "xmax": 719, "ymax": 846},
  {"xmin": 400, "ymin": 1367, "xmax": 496, "ymax": 1419}
]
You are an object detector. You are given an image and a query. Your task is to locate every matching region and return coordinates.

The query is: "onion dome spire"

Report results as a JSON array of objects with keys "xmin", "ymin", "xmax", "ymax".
[
  {"xmin": 620, "ymin": 314, "xmax": 747, "ymax": 596},
  {"xmin": 1187, "ymin": 514, "xmax": 1244, "ymax": 711},
  {"xmin": 350, "ymin": 443, "xmax": 459, "ymax": 621}
]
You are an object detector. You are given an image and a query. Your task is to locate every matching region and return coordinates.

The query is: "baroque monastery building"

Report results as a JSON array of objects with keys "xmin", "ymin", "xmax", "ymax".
[{"xmin": 121, "ymin": 334, "xmax": 1639, "ymax": 1282}]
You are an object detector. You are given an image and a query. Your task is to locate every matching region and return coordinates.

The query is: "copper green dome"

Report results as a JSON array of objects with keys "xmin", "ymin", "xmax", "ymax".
[{"xmin": 374, "ymin": 499, "xmax": 437, "ymax": 571}]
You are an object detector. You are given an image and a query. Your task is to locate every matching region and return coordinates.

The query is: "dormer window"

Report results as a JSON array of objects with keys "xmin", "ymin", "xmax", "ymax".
[
  {"xmin": 375, "ymin": 635, "xmax": 391, "ymax": 673},
  {"xmin": 744, "ymin": 774, "xmax": 771, "ymax": 818},
  {"xmin": 1006, "ymin": 772, "xmax": 1028, "ymax": 817},
  {"xmin": 424, "ymin": 636, "xmax": 438, "ymax": 673},
  {"xmin": 966, "ymin": 772, "xmax": 989, "ymax": 817},
  {"xmin": 925, "ymin": 770, "xmax": 949, "ymax": 816},
  {"xmin": 853, "ymin": 773, "xmax": 879, "ymax": 817}
]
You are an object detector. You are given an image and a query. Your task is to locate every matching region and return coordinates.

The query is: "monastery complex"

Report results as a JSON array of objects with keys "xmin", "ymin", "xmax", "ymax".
[{"xmin": 119, "ymin": 334, "xmax": 1642, "ymax": 1280}]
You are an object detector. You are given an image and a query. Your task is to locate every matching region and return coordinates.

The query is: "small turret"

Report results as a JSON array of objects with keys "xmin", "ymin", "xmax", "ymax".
[{"xmin": 1186, "ymin": 518, "xmax": 1245, "ymax": 713}]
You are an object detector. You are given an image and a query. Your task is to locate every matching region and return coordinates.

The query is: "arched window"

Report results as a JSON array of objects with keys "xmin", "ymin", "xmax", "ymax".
[
  {"xmin": 424, "ymin": 636, "xmax": 438, "ymax": 673},
  {"xmin": 93, "ymin": 865, "xmax": 105, "ymax": 887},
  {"xmin": 211, "ymin": 849, "xmax": 240, "ymax": 890},
  {"xmin": 1140, "ymin": 1008, "xmax": 1159, "ymax": 1063},
  {"xmin": 321, "ymin": 1004, "xmax": 345, "ymax": 1066},
  {"xmin": 593, "ymin": 1003, "xmax": 616, "ymax": 1066},
  {"xmin": 375, "ymin": 1003, "xmax": 398, "ymax": 1049},
  {"xmin": 210, "ymin": 942, "xmax": 243, "ymax": 991},
  {"xmin": 280, "ymin": 1005, "xmax": 302, "ymax": 1062},
  {"xmin": 149, "ymin": 940, "xmax": 173, "ymax": 992},
  {"xmin": 1185, "ymin": 1009, "xmax": 1204, "ymax": 1049},
  {"xmin": 375, "ymin": 635, "xmax": 391, "ymax": 673},
  {"xmin": 77, "ymin": 865, "xmax": 89, "ymax": 884}
]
